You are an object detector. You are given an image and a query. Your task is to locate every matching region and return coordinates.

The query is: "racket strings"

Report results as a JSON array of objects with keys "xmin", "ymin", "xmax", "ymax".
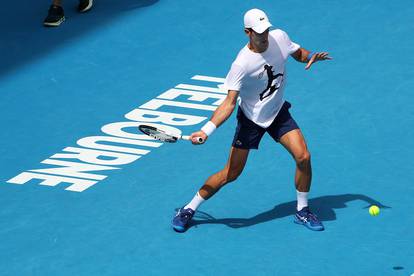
[{"xmin": 143, "ymin": 127, "xmax": 177, "ymax": 142}]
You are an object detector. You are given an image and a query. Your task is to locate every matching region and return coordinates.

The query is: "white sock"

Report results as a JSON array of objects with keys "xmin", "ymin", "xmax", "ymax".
[
  {"xmin": 296, "ymin": 190, "xmax": 309, "ymax": 211},
  {"xmin": 184, "ymin": 192, "xmax": 205, "ymax": 211}
]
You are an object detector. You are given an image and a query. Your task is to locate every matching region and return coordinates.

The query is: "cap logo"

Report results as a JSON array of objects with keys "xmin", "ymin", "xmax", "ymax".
[{"xmin": 260, "ymin": 17, "xmax": 265, "ymax": 21}]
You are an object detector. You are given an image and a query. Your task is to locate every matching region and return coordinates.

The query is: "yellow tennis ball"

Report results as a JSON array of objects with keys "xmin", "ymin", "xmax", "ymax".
[{"xmin": 369, "ymin": 205, "xmax": 380, "ymax": 216}]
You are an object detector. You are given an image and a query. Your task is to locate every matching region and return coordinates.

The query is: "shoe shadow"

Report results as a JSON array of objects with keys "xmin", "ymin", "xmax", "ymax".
[{"xmin": 188, "ymin": 193, "xmax": 390, "ymax": 229}]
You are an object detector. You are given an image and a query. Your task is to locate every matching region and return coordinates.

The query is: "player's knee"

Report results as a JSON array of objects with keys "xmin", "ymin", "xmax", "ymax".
[
  {"xmin": 223, "ymin": 167, "xmax": 243, "ymax": 184},
  {"xmin": 227, "ymin": 170, "xmax": 241, "ymax": 182},
  {"xmin": 295, "ymin": 150, "xmax": 311, "ymax": 167}
]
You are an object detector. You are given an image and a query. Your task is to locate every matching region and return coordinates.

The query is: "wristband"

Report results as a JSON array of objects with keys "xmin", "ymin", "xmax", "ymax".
[
  {"xmin": 307, "ymin": 52, "xmax": 314, "ymax": 61},
  {"xmin": 201, "ymin": 121, "xmax": 217, "ymax": 136}
]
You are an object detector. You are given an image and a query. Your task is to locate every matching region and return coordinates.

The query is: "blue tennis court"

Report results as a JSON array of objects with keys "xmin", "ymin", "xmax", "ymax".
[{"xmin": 1, "ymin": 0, "xmax": 413, "ymax": 275}]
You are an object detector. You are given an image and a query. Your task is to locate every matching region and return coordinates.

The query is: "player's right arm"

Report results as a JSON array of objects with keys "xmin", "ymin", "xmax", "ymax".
[
  {"xmin": 190, "ymin": 90, "xmax": 239, "ymax": 144},
  {"xmin": 210, "ymin": 90, "xmax": 239, "ymax": 128}
]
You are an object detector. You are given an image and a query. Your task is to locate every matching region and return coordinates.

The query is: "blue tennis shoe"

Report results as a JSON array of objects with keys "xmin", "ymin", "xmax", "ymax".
[
  {"xmin": 172, "ymin": 207, "xmax": 195, "ymax": 232},
  {"xmin": 294, "ymin": 207, "xmax": 324, "ymax": 231}
]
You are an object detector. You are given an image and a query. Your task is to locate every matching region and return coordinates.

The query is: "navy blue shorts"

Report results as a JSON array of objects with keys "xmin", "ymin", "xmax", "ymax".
[{"xmin": 232, "ymin": 101, "xmax": 299, "ymax": 149}]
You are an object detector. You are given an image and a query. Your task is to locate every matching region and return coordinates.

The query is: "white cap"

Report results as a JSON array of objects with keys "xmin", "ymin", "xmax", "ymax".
[{"xmin": 244, "ymin": 8, "xmax": 272, "ymax": 34}]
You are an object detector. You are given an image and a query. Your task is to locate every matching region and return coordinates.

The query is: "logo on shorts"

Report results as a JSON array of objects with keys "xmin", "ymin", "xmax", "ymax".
[{"xmin": 236, "ymin": 140, "xmax": 242, "ymax": 146}]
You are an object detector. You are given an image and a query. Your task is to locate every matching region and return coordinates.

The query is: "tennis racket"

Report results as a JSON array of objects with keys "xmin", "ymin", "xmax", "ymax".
[{"xmin": 138, "ymin": 124, "xmax": 204, "ymax": 143}]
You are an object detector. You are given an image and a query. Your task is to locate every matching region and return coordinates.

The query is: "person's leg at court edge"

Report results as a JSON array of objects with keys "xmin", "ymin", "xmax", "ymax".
[{"xmin": 43, "ymin": 0, "xmax": 93, "ymax": 27}]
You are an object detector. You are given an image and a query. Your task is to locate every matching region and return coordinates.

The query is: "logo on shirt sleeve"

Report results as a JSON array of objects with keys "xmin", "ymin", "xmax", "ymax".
[{"xmin": 259, "ymin": 65, "xmax": 284, "ymax": 101}]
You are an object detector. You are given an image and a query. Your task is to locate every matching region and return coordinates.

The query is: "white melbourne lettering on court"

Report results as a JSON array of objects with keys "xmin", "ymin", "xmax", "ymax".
[{"xmin": 7, "ymin": 75, "xmax": 226, "ymax": 192}]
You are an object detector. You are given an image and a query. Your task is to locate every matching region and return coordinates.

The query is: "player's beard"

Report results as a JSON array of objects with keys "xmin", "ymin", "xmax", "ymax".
[{"xmin": 252, "ymin": 37, "xmax": 268, "ymax": 52}]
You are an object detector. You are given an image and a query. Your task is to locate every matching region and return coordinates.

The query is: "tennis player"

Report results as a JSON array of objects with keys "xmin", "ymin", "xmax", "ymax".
[{"xmin": 172, "ymin": 8, "xmax": 331, "ymax": 232}]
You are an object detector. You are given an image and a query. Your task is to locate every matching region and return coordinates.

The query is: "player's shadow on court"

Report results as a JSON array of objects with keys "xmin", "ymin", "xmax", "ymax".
[{"xmin": 189, "ymin": 194, "xmax": 390, "ymax": 229}]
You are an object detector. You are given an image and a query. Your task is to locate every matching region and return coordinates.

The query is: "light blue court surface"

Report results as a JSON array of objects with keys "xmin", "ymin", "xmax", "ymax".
[{"xmin": 1, "ymin": 0, "xmax": 413, "ymax": 275}]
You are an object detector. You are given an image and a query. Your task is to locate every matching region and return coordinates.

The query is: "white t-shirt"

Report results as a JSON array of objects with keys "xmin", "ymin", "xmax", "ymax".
[{"xmin": 224, "ymin": 29, "xmax": 300, "ymax": 128}]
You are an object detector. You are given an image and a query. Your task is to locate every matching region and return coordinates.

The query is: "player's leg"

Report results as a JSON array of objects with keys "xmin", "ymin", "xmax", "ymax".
[
  {"xmin": 279, "ymin": 129, "xmax": 311, "ymax": 193},
  {"xmin": 192, "ymin": 106, "xmax": 263, "ymax": 204},
  {"xmin": 267, "ymin": 102, "xmax": 324, "ymax": 231},
  {"xmin": 172, "ymin": 147, "xmax": 249, "ymax": 232},
  {"xmin": 280, "ymin": 129, "xmax": 324, "ymax": 231},
  {"xmin": 172, "ymin": 107, "xmax": 264, "ymax": 232},
  {"xmin": 267, "ymin": 102, "xmax": 310, "ymax": 195},
  {"xmin": 198, "ymin": 146, "xmax": 250, "ymax": 200}
]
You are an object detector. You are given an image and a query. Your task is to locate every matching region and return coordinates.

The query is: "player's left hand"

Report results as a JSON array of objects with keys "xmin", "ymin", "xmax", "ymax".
[{"xmin": 305, "ymin": 52, "xmax": 332, "ymax": 70}]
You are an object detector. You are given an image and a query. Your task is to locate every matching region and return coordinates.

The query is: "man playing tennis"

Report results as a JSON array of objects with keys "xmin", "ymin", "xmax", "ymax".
[{"xmin": 172, "ymin": 8, "xmax": 331, "ymax": 232}]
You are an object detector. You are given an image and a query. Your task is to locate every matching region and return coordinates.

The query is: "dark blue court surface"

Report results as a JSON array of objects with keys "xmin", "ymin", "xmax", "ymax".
[{"xmin": 1, "ymin": 0, "xmax": 413, "ymax": 275}]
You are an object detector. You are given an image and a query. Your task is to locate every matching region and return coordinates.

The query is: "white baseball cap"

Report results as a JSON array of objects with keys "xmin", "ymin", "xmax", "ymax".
[{"xmin": 244, "ymin": 8, "xmax": 272, "ymax": 34}]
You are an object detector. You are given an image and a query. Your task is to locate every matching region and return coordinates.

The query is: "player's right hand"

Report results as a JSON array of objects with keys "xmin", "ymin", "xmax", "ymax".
[{"xmin": 190, "ymin": 131, "xmax": 208, "ymax": 145}]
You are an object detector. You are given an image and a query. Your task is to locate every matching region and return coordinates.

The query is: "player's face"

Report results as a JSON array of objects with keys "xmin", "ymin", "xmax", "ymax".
[{"xmin": 246, "ymin": 28, "xmax": 269, "ymax": 52}]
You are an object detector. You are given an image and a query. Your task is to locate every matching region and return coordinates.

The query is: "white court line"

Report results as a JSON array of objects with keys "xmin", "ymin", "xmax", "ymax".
[
  {"xmin": 191, "ymin": 75, "xmax": 226, "ymax": 83},
  {"xmin": 175, "ymin": 84, "xmax": 226, "ymax": 94}
]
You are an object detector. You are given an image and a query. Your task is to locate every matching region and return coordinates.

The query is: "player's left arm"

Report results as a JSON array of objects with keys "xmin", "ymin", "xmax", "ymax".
[{"xmin": 291, "ymin": 48, "xmax": 332, "ymax": 70}]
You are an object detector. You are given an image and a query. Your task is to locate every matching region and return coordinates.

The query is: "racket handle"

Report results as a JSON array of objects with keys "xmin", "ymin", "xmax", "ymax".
[{"xmin": 181, "ymin": 135, "xmax": 204, "ymax": 144}]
